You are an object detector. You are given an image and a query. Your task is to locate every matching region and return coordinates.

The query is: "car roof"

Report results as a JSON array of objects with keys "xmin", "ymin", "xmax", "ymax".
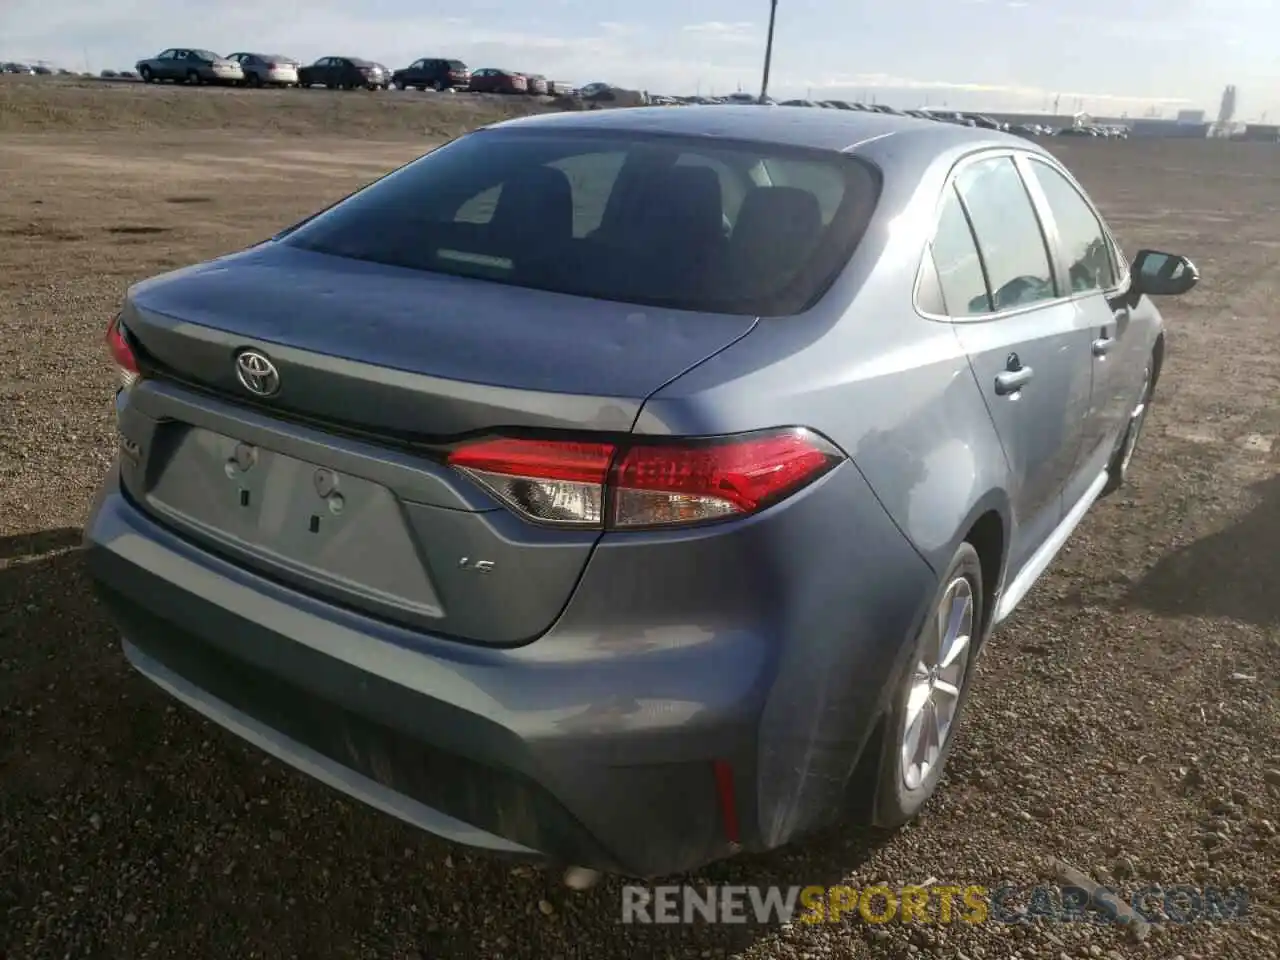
[{"xmin": 487, "ymin": 105, "xmax": 1036, "ymax": 156}]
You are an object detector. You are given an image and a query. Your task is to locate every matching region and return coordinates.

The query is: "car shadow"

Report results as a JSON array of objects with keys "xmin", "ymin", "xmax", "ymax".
[
  {"xmin": 1126, "ymin": 471, "xmax": 1280, "ymax": 626},
  {"xmin": 1, "ymin": 529, "xmax": 890, "ymax": 958}
]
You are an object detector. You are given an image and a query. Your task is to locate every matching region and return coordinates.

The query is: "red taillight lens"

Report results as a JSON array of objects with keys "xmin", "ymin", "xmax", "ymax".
[
  {"xmin": 611, "ymin": 432, "xmax": 839, "ymax": 527},
  {"xmin": 446, "ymin": 429, "xmax": 841, "ymax": 529},
  {"xmin": 105, "ymin": 315, "xmax": 140, "ymax": 389}
]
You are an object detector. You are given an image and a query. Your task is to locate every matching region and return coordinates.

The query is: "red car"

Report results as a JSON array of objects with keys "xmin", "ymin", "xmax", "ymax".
[{"xmin": 468, "ymin": 68, "xmax": 526, "ymax": 94}]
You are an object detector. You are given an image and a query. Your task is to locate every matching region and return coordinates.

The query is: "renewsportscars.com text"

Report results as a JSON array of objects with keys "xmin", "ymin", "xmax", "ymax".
[{"xmin": 620, "ymin": 884, "xmax": 1250, "ymax": 925}]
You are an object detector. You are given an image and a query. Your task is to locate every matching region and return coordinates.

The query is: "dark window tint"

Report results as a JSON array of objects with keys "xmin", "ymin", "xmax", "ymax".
[
  {"xmin": 447, "ymin": 60, "xmax": 466, "ymax": 69},
  {"xmin": 1027, "ymin": 159, "xmax": 1116, "ymax": 293},
  {"xmin": 954, "ymin": 156, "xmax": 1056, "ymax": 312},
  {"xmin": 930, "ymin": 185, "xmax": 991, "ymax": 316},
  {"xmin": 282, "ymin": 129, "xmax": 881, "ymax": 316}
]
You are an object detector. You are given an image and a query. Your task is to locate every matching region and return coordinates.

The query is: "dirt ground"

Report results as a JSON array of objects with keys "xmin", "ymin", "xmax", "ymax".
[{"xmin": 0, "ymin": 80, "xmax": 1277, "ymax": 960}]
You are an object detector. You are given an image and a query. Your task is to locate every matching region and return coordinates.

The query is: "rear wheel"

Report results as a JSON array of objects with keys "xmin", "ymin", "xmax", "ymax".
[
  {"xmin": 140, "ymin": 67, "xmax": 154, "ymax": 83},
  {"xmin": 869, "ymin": 542, "xmax": 984, "ymax": 828},
  {"xmin": 432, "ymin": 79, "xmax": 445, "ymax": 92},
  {"xmin": 186, "ymin": 70, "xmax": 200, "ymax": 85},
  {"xmin": 393, "ymin": 80, "xmax": 405, "ymax": 90},
  {"xmin": 249, "ymin": 72, "xmax": 263, "ymax": 87}
]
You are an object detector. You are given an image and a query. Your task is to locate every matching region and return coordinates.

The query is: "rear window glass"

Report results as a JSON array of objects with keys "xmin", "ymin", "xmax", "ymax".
[
  {"xmin": 282, "ymin": 129, "xmax": 880, "ymax": 316},
  {"xmin": 447, "ymin": 60, "xmax": 466, "ymax": 69}
]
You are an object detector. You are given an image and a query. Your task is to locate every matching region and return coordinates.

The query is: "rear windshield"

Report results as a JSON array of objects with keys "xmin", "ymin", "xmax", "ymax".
[
  {"xmin": 281, "ymin": 128, "xmax": 881, "ymax": 316},
  {"xmin": 447, "ymin": 60, "xmax": 467, "ymax": 69},
  {"xmin": 196, "ymin": 50, "xmax": 221, "ymax": 61}
]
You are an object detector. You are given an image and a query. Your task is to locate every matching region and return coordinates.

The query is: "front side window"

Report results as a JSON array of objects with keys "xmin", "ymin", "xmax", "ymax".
[
  {"xmin": 282, "ymin": 129, "xmax": 881, "ymax": 316},
  {"xmin": 954, "ymin": 156, "xmax": 1057, "ymax": 312},
  {"xmin": 1026, "ymin": 159, "xmax": 1116, "ymax": 294}
]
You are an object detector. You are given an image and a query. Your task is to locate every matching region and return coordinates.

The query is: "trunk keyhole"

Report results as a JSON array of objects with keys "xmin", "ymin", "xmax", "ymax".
[
  {"xmin": 309, "ymin": 515, "xmax": 321, "ymax": 533},
  {"xmin": 239, "ymin": 489, "xmax": 250, "ymax": 507}
]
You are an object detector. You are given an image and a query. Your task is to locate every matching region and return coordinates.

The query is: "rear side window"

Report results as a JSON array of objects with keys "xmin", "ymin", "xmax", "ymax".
[
  {"xmin": 1026, "ymin": 159, "xmax": 1116, "ymax": 294},
  {"xmin": 954, "ymin": 156, "xmax": 1057, "ymax": 312},
  {"xmin": 282, "ymin": 129, "xmax": 882, "ymax": 316},
  {"xmin": 929, "ymin": 185, "xmax": 991, "ymax": 316}
]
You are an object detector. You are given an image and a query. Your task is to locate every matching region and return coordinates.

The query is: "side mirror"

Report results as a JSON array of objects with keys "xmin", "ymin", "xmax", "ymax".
[{"xmin": 1130, "ymin": 249, "xmax": 1199, "ymax": 299}]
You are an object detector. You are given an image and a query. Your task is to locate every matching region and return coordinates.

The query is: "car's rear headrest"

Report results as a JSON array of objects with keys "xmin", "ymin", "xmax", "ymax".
[
  {"xmin": 729, "ymin": 186, "xmax": 824, "ymax": 298},
  {"xmin": 488, "ymin": 165, "xmax": 575, "ymax": 246}
]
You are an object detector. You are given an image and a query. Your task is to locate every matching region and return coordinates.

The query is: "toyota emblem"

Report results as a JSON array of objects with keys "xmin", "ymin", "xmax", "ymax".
[{"xmin": 235, "ymin": 349, "xmax": 281, "ymax": 398}]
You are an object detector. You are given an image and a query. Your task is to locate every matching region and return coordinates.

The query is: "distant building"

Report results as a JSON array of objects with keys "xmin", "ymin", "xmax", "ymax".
[
  {"xmin": 1176, "ymin": 109, "xmax": 1206, "ymax": 124},
  {"xmin": 1129, "ymin": 118, "xmax": 1210, "ymax": 139},
  {"xmin": 1236, "ymin": 124, "xmax": 1280, "ymax": 142}
]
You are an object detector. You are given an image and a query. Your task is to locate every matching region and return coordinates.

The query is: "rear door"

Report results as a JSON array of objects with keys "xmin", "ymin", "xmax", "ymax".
[
  {"xmin": 935, "ymin": 152, "xmax": 1096, "ymax": 579},
  {"xmin": 1020, "ymin": 155, "xmax": 1144, "ymax": 503}
]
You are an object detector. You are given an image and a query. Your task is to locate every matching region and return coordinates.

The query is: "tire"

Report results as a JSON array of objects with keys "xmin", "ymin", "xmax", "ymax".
[
  {"xmin": 393, "ymin": 80, "xmax": 405, "ymax": 90},
  {"xmin": 140, "ymin": 67, "xmax": 154, "ymax": 83},
  {"xmin": 868, "ymin": 542, "xmax": 984, "ymax": 829},
  {"xmin": 186, "ymin": 70, "xmax": 200, "ymax": 85},
  {"xmin": 432, "ymin": 79, "xmax": 445, "ymax": 92},
  {"xmin": 1101, "ymin": 357, "xmax": 1155, "ymax": 497},
  {"xmin": 249, "ymin": 73, "xmax": 263, "ymax": 88}
]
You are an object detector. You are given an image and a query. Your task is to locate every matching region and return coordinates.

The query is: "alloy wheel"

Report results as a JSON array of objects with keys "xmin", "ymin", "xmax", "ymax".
[{"xmin": 900, "ymin": 576, "xmax": 974, "ymax": 791}]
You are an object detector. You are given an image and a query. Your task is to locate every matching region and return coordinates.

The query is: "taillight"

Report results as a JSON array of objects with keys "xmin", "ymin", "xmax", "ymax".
[
  {"xmin": 105, "ymin": 314, "xmax": 140, "ymax": 389},
  {"xmin": 446, "ymin": 429, "xmax": 841, "ymax": 530}
]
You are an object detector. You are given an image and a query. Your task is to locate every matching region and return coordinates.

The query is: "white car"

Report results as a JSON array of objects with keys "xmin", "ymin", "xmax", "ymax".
[{"xmin": 226, "ymin": 53, "xmax": 300, "ymax": 87}]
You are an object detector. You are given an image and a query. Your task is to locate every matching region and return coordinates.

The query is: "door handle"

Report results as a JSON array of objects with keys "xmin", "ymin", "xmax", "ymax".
[
  {"xmin": 994, "ymin": 366, "xmax": 1034, "ymax": 396},
  {"xmin": 1092, "ymin": 333, "xmax": 1116, "ymax": 357}
]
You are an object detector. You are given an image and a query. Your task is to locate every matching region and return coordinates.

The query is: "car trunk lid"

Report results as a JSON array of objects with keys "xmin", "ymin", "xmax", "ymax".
[{"xmin": 114, "ymin": 242, "xmax": 757, "ymax": 645}]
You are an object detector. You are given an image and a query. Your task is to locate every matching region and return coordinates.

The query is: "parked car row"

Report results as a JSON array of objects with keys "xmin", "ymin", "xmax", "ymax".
[{"xmin": 125, "ymin": 48, "xmax": 572, "ymax": 95}]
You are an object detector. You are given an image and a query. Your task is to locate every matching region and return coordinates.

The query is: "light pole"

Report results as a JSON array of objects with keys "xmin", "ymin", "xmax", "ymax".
[{"xmin": 759, "ymin": 0, "xmax": 778, "ymax": 102}]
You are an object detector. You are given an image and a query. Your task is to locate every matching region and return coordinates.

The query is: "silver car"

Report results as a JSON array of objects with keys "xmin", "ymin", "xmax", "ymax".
[
  {"xmin": 135, "ymin": 49, "xmax": 243, "ymax": 85},
  {"xmin": 225, "ymin": 53, "xmax": 299, "ymax": 87},
  {"xmin": 86, "ymin": 108, "xmax": 1198, "ymax": 879}
]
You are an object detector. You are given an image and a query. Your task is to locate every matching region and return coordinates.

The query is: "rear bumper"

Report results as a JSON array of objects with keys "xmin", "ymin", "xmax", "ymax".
[{"xmin": 85, "ymin": 456, "xmax": 933, "ymax": 876}]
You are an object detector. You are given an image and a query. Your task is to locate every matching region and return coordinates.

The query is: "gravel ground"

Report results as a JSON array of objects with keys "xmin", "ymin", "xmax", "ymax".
[{"xmin": 0, "ymin": 82, "xmax": 1277, "ymax": 959}]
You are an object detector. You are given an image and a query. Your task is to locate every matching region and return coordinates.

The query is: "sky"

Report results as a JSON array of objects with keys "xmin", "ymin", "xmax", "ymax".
[{"xmin": 3, "ymin": 0, "xmax": 1279, "ymax": 119}]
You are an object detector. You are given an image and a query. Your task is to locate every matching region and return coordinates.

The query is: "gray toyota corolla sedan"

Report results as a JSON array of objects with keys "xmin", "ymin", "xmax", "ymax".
[{"xmin": 86, "ymin": 106, "xmax": 1198, "ymax": 879}]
